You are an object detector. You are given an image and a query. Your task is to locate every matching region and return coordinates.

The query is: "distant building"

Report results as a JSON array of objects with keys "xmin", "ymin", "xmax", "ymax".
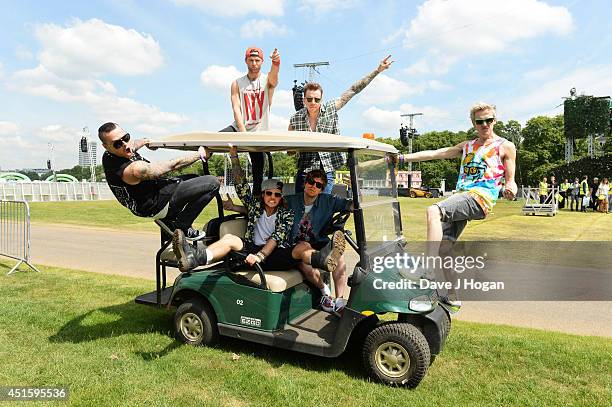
[{"xmin": 78, "ymin": 141, "xmax": 97, "ymax": 167}]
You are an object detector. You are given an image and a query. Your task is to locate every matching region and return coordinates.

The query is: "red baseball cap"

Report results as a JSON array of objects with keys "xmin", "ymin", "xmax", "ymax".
[{"xmin": 245, "ymin": 47, "xmax": 264, "ymax": 60}]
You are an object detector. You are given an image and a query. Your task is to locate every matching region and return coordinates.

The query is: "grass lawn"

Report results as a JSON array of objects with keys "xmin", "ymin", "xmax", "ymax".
[
  {"xmin": 29, "ymin": 198, "xmax": 612, "ymax": 241},
  {"xmin": 1, "ymin": 262, "xmax": 610, "ymax": 406}
]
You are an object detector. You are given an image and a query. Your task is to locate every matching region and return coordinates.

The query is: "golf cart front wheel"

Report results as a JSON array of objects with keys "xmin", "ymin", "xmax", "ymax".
[
  {"xmin": 362, "ymin": 323, "xmax": 430, "ymax": 388},
  {"xmin": 174, "ymin": 298, "xmax": 219, "ymax": 346}
]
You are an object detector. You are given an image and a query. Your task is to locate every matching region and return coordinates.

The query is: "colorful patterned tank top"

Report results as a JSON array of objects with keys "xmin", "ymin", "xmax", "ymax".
[{"xmin": 456, "ymin": 137, "xmax": 507, "ymax": 213}]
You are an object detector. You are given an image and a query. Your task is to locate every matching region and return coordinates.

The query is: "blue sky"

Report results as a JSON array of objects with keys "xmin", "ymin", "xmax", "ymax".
[{"xmin": 1, "ymin": 0, "xmax": 611, "ymax": 170}]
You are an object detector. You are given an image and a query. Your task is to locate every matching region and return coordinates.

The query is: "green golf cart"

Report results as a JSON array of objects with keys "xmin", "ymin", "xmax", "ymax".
[{"xmin": 136, "ymin": 131, "xmax": 451, "ymax": 388}]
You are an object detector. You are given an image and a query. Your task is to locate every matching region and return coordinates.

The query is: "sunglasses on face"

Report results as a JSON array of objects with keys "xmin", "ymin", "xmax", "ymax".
[
  {"xmin": 306, "ymin": 178, "xmax": 324, "ymax": 189},
  {"xmin": 475, "ymin": 117, "xmax": 495, "ymax": 126},
  {"xmin": 111, "ymin": 133, "xmax": 130, "ymax": 149},
  {"xmin": 264, "ymin": 191, "xmax": 282, "ymax": 198},
  {"xmin": 305, "ymin": 97, "xmax": 321, "ymax": 103}
]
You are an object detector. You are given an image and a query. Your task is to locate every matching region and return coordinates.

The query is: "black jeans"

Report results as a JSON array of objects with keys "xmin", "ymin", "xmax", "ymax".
[
  {"xmin": 162, "ymin": 174, "xmax": 220, "ymax": 231},
  {"xmin": 220, "ymin": 125, "xmax": 264, "ymax": 195}
]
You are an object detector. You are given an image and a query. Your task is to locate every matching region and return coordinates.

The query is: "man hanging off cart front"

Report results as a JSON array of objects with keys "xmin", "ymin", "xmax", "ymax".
[{"xmin": 400, "ymin": 102, "xmax": 517, "ymax": 309}]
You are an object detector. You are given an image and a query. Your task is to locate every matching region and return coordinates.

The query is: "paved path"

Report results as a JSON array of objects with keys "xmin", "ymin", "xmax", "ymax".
[{"xmin": 25, "ymin": 223, "xmax": 612, "ymax": 338}]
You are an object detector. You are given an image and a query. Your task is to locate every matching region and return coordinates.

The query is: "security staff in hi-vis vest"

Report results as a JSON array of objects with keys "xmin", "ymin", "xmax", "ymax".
[
  {"xmin": 559, "ymin": 179, "xmax": 571, "ymax": 209},
  {"xmin": 539, "ymin": 177, "xmax": 548, "ymax": 204},
  {"xmin": 580, "ymin": 175, "xmax": 590, "ymax": 212}
]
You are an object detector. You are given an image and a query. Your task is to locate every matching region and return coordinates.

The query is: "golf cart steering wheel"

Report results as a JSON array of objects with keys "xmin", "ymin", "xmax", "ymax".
[
  {"xmin": 322, "ymin": 210, "xmax": 351, "ymax": 235},
  {"xmin": 225, "ymin": 251, "xmax": 269, "ymax": 290}
]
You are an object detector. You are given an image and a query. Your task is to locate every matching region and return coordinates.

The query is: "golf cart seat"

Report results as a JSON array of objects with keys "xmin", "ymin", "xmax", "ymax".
[{"xmin": 219, "ymin": 218, "xmax": 304, "ymax": 292}]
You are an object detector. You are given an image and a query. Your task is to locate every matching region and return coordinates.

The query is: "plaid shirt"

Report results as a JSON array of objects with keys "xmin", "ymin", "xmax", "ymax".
[
  {"xmin": 290, "ymin": 98, "xmax": 346, "ymax": 173},
  {"xmin": 234, "ymin": 178, "xmax": 294, "ymax": 248}
]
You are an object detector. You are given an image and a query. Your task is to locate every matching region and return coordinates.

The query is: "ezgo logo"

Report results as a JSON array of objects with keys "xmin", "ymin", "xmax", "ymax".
[{"xmin": 240, "ymin": 316, "xmax": 261, "ymax": 327}]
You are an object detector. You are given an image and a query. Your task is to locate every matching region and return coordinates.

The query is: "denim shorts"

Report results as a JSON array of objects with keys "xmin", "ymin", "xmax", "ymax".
[{"xmin": 435, "ymin": 192, "xmax": 486, "ymax": 241}]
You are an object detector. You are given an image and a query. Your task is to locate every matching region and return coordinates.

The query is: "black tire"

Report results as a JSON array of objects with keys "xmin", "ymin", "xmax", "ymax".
[
  {"xmin": 409, "ymin": 191, "xmax": 417, "ymax": 198},
  {"xmin": 174, "ymin": 298, "xmax": 219, "ymax": 346},
  {"xmin": 362, "ymin": 323, "xmax": 430, "ymax": 388}
]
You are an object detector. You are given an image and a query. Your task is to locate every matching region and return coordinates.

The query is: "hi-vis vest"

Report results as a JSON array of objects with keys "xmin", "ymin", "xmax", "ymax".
[
  {"xmin": 539, "ymin": 181, "xmax": 548, "ymax": 196},
  {"xmin": 580, "ymin": 180, "xmax": 589, "ymax": 195},
  {"xmin": 561, "ymin": 182, "xmax": 571, "ymax": 192}
]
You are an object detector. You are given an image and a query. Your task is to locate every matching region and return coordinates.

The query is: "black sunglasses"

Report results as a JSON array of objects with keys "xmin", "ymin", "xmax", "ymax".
[
  {"xmin": 264, "ymin": 191, "xmax": 282, "ymax": 197},
  {"xmin": 305, "ymin": 97, "xmax": 321, "ymax": 103},
  {"xmin": 475, "ymin": 117, "xmax": 495, "ymax": 126},
  {"xmin": 306, "ymin": 178, "xmax": 324, "ymax": 189},
  {"xmin": 111, "ymin": 133, "xmax": 130, "ymax": 149}
]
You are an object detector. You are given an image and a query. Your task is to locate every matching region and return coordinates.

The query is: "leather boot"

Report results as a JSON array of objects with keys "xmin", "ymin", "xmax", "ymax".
[
  {"xmin": 172, "ymin": 229, "xmax": 208, "ymax": 272},
  {"xmin": 310, "ymin": 230, "xmax": 346, "ymax": 273}
]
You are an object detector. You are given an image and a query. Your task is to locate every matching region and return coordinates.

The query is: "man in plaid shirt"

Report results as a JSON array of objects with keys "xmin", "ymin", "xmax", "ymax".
[{"xmin": 288, "ymin": 55, "xmax": 393, "ymax": 194}]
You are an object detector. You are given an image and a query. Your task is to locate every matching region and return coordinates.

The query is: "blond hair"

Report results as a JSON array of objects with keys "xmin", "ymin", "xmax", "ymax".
[{"xmin": 470, "ymin": 102, "xmax": 497, "ymax": 123}]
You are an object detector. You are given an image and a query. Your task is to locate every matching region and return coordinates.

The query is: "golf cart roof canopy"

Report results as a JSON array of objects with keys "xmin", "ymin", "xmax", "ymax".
[{"xmin": 148, "ymin": 130, "xmax": 398, "ymax": 154}]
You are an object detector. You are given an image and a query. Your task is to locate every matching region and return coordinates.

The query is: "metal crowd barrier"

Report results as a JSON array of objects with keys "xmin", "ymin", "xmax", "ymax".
[
  {"xmin": 522, "ymin": 187, "xmax": 559, "ymax": 216},
  {"xmin": 0, "ymin": 200, "xmax": 40, "ymax": 275}
]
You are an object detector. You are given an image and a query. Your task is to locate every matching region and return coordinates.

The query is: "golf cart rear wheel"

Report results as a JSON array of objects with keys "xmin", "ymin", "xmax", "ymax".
[
  {"xmin": 174, "ymin": 298, "xmax": 219, "ymax": 346},
  {"xmin": 363, "ymin": 323, "xmax": 430, "ymax": 388},
  {"xmin": 425, "ymin": 192, "xmax": 432, "ymax": 198},
  {"xmin": 409, "ymin": 191, "xmax": 417, "ymax": 198}
]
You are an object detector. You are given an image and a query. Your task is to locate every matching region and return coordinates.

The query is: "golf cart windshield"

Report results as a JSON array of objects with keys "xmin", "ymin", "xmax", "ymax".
[{"xmin": 356, "ymin": 151, "xmax": 403, "ymax": 251}]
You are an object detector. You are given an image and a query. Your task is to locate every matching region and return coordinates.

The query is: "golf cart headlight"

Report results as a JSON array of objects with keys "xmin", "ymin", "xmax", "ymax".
[{"xmin": 409, "ymin": 295, "xmax": 435, "ymax": 312}]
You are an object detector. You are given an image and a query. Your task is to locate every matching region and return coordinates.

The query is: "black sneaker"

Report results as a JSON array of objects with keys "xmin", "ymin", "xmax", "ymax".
[{"xmin": 185, "ymin": 227, "xmax": 206, "ymax": 241}]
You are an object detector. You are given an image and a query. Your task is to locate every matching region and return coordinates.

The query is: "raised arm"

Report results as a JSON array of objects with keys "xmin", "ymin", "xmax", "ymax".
[
  {"xmin": 266, "ymin": 48, "xmax": 280, "ymax": 103},
  {"xmin": 403, "ymin": 141, "xmax": 466, "ymax": 162},
  {"xmin": 230, "ymin": 80, "xmax": 247, "ymax": 132},
  {"xmin": 122, "ymin": 146, "xmax": 208, "ymax": 185},
  {"xmin": 501, "ymin": 141, "xmax": 517, "ymax": 199},
  {"xmin": 335, "ymin": 55, "xmax": 393, "ymax": 110}
]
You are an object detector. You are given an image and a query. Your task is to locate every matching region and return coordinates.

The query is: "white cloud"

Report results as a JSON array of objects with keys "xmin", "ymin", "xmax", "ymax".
[
  {"xmin": 200, "ymin": 65, "xmax": 244, "ymax": 92},
  {"xmin": 272, "ymin": 89, "xmax": 294, "ymax": 110},
  {"xmin": 358, "ymin": 74, "xmax": 422, "ymax": 105},
  {"xmin": 173, "ymin": 0, "xmax": 284, "ymax": 17},
  {"xmin": 507, "ymin": 65, "xmax": 612, "ymax": 120},
  {"xmin": 521, "ymin": 67, "xmax": 556, "ymax": 81},
  {"xmin": 427, "ymin": 80, "xmax": 451, "ymax": 91},
  {"xmin": 240, "ymin": 19, "xmax": 288, "ymax": 39},
  {"xmin": 134, "ymin": 124, "xmax": 174, "ymax": 136},
  {"xmin": 10, "ymin": 65, "xmax": 187, "ymax": 128},
  {"xmin": 35, "ymin": 18, "xmax": 163, "ymax": 77},
  {"xmin": 7, "ymin": 18, "xmax": 184, "ymax": 136},
  {"xmin": 15, "ymin": 45, "xmax": 33, "ymax": 60},
  {"xmin": 395, "ymin": 0, "xmax": 573, "ymax": 74},
  {"xmin": 299, "ymin": 0, "xmax": 357, "ymax": 15},
  {"xmin": 403, "ymin": 56, "xmax": 456, "ymax": 76},
  {"xmin": 362, "ymin": 104, "xmax": 451, "ymax": 135},
  {"xmin": 38, "ymin": 124, "xmax": 80, "ymax": 142},
  {"xmin": 0, "ymin": 121, "xmax": 20, "ymax": 135},
  {"xmin": 269, "ymin": 113, "xmax": 289, "ymax": 131}
]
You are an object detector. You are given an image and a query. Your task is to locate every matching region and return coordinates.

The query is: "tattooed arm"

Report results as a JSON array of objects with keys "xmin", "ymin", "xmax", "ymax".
[
  {"xmin": 335, "ymin": 55, "xmax": 393, "ymax": 110},
  {"xmin": 122, "ymin": 146, "xmax": 207, "ymax": 185}
]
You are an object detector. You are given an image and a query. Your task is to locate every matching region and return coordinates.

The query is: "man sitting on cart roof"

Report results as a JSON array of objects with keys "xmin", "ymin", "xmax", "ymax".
[{"xmin": 288, "ymin": 55, "xmax": 393, "ymax": 195}]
